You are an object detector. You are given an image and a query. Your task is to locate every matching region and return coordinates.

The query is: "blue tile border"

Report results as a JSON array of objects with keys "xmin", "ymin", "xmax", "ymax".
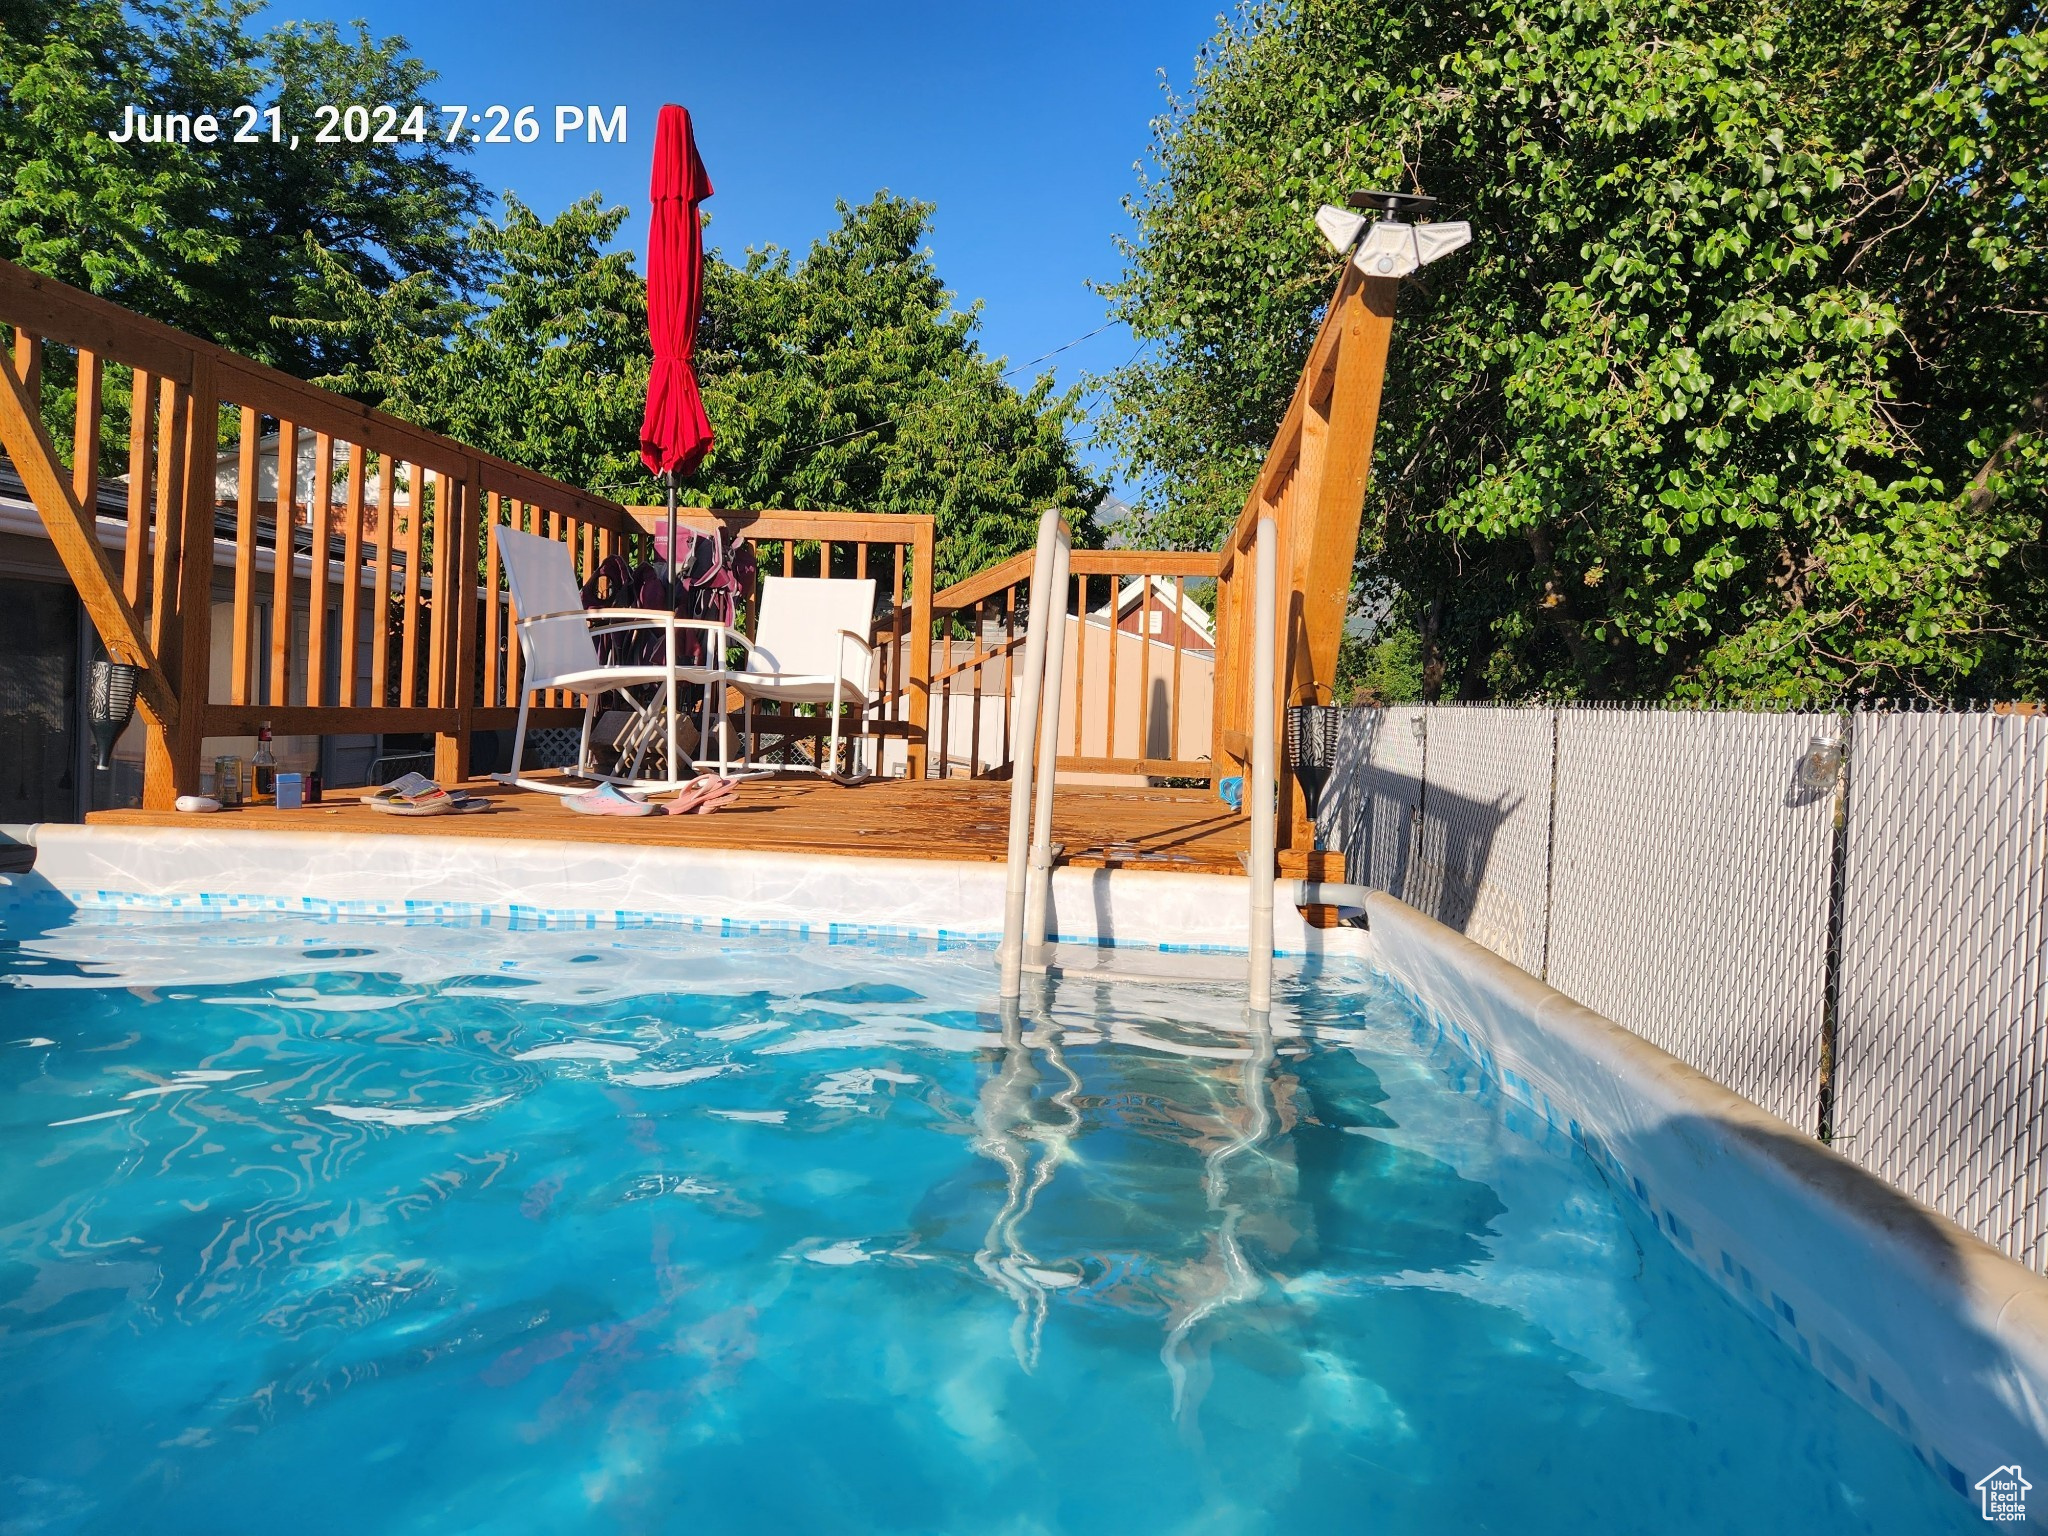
[{"xmin": 1, "ymin": 884, "xmax": 1304, "ymax": 963}]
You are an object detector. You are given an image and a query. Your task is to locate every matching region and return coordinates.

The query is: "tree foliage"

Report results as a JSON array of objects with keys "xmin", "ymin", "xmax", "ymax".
[
  {"xmin": 1100, "ymin": 0, "xmax": 2048, "ymax": 701},
  {"xmin": 306, "ymin": 194, "xmax": 650, "ymax": 497},
  {"xmin": 2, "ymin": 8, "xmax": 1094, "ymax": 586},
  {"xmin": 312, "ymin": 193, "xmax": 1100, "ymax": 588},
  {"xmin": 0, "ymin": 0, "xmax": 484, "ymax": 374},
  {"xmin": 696, "ymin": 194, "xmax": 1100, "ymax": 586}
]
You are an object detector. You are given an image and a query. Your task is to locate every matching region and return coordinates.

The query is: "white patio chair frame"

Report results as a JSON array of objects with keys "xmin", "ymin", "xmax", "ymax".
[
  {"xmin": 492, "ymin": 524, "xmax": 732, "ymax": 795},
  {"xmin": 720, "ymin": 576, "xmax": 883, "ymax": 783}
]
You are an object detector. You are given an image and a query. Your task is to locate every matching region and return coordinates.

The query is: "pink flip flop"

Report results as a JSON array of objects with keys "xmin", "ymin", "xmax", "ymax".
[
  {"xmin": 665, "ymin": 777, "xmax": 739, "ymax": 815},
  {"xmin": 690, "ymin": 778, "xmax": 740, "ymax": 815}
]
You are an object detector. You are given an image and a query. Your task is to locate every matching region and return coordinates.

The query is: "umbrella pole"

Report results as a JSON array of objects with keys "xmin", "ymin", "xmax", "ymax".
[{"xmin": 664, "ymin": 473, "xmax": 678, "ymax": 610}]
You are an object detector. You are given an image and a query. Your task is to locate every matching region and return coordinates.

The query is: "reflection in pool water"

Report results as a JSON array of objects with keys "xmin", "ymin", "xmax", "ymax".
[{"xmin": 0, "ymin": 911, "xmax": 1973, "ymax": 1533}]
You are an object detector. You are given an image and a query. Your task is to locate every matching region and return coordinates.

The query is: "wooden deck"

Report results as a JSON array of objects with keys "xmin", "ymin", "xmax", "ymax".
[{"xmin": 86, "ymin": 775, "xmax": 1332, "ymax": 878}]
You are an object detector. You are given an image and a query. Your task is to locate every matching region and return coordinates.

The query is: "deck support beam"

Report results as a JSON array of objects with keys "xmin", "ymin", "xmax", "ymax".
[
  {"xmin": 0, "ymin": 335, "xmax": 180, "ymax": 737},
  {"xmin": 160, "ymin": 353, "xmax": 218, "ymax": 806},
  {"xmin": 1210, "ymin": 264, "xmax": 1403, "ymax": 852}
]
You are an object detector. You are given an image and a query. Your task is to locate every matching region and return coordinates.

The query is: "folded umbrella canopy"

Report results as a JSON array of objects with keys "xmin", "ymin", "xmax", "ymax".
[{"xmin": 639, "ymin": 103, "xmax": 715, "ymax": 603}]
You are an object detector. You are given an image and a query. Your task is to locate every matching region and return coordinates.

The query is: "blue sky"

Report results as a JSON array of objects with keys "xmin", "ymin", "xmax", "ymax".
[{"xmin": 256, "ymin": 0, "xmax": 1226, "ymax": 496}]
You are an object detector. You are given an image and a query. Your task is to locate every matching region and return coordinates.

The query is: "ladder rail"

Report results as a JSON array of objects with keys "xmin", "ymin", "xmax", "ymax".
[
  {"xmin": 1022, "ymin": 533, "xmax": 1071, "ymax": 969},
  {"xmin": 998, "ymin": 510, "xmax": 1070, "ymax": 999},
  {"xmin": 1248, "ymin": 515, "xmax": 1278, "ymax": 1013}
]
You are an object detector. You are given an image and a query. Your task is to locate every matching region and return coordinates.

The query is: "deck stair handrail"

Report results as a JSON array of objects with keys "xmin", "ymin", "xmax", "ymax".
[
  {"xmin": 1211, "ymin": 206, "xmax": 1469, "ymax": 859},
  {"xmin": 1208, "ymin": 259, "xmax": 1398, "ymax": 856}
]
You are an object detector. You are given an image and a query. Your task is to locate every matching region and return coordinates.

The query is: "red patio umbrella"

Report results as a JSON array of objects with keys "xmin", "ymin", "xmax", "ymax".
[{"xmin": 639, "ymin": 103, "xmax": 715, "ymax": 603}]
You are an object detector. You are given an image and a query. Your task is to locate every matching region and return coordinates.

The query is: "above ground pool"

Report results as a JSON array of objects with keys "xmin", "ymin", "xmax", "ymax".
[{"xmin": 0, "ymin": 907, "xmax": 1977, "ymax": 1533}]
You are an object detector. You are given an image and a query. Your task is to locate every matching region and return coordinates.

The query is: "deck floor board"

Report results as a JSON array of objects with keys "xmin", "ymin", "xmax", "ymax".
[{"xmin": 85, "ymin": 775, "xmax": 1324, "ymax": 877}]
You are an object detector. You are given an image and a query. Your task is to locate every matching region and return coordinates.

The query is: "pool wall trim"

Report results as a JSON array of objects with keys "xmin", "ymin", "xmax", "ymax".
[
  {"xmin": 2, "ymin": 823, "xmax": 1367, "ymax": 959},
  {"xmin": 1367, "ymin": 891, "xmax": 2048, "ymax": 1511}
]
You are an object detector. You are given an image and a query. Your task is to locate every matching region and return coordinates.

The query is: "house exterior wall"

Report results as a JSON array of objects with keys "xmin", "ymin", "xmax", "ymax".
[
  {"xmin": 915, "ymin": 615, "xmax": 1216, "ymax": 780},
  {"xmin": 3, "ymin": 498, "xmax": 389, "ymax": 809}
]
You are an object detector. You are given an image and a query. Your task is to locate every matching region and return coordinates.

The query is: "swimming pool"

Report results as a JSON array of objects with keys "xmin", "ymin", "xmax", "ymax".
[{"xmin": 0, "ymin": 905, "xmax": 1979, "ymax": 1533}]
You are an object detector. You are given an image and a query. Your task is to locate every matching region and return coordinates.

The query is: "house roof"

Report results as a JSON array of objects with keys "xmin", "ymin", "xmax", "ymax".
[{"xmin": 1092, "ymin": 572, "xmax": 1214, "ymax": 645}]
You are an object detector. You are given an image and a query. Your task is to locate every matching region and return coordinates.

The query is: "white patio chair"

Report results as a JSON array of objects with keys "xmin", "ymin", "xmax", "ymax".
[
  {"xmin": 492, "ymin": 524, "xmax": 729, "ymax": 794},
  {"xmin": 725, "ymin": 577, "xmax": 882, "ymax": 780}
]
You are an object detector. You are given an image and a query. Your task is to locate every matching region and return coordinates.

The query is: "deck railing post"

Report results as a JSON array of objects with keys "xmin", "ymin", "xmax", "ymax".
[
  {"xmin": 163, "ymin": 352, "xmax": 218, "ymax": 801},
  {"xmin": 436, "ymin": 463, "xmax": 481, "ymax": 784},
  {"xmin": 1210, "ymin": 548, "xmax": 1239, "ymax": 778},
  {"xmin": 907, "ymin": 518, "xmax": 935, "ymax": 778}
]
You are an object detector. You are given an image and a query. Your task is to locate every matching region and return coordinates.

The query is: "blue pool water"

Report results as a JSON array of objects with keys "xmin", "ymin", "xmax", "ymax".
[{"xmin": 0, "ymin": 908, "xmax": 1973, "ymax": 1534}]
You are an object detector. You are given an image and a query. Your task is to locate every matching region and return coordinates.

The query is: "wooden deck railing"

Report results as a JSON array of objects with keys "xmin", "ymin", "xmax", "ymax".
[
  {"xmin": 1, "ymin": 250, "xmax": 1399, "ymax": 836},
  {"xmin": 1210, "ymin": 260, "xmax": 1398, "ymax": 846},
  {"xmin": 0, "ymin": 257, "xmax": 953, "ymax": 801},
  {"xmin": 0, "ymin": 256, "xmax": 637, "ymax": 804},
  {"xmin": 625, "ymin": 506, "xmax": 934, "ymax": 780},
  {"xmin": 928, "ymin": 547, "xmax": 1220, "ymax": 781}
]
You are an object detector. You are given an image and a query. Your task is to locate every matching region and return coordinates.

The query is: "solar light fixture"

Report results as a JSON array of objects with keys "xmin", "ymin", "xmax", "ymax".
[
  {"xmin": 1316, "ymin": 190, "xmax": 1472, "ymax": 279},
  {"xmin": 88, "ymin": 652, "xmax": 137, "ymax": 771}
]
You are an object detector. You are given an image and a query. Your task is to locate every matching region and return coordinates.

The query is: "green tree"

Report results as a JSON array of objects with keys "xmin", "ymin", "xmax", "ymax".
[
  {"xmin": 307, "ymin": 193, "xmax": 650, "ymax": 496},
  {"xmin": 696, "ymin": 193, "xmax": 1100, "ymax": 586},
  {"xmin": 1100, "ymin": 0, "xmax": 2048, "ymax": 701},
  {"xmin": 0, "ymin": 0, "xmax": 484, "ymax": 374},
  {"xmin": 318, "ymin": 192, "xmax": 1100, "ymax": 589}
]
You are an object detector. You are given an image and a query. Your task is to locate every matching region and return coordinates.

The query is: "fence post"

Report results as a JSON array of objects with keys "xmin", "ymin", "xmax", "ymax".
[
  {"xmin": 1540, "ymin": 705, "xmax": 1561, "ymax": 981},
  {"xmin": 1815, "ymin": 707, "xmax": 1855, "ymax": 1142}
]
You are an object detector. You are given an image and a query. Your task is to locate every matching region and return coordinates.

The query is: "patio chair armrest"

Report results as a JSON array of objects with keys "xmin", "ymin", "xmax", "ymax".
[
  {"xmin": 595, "ymin": 610, "xmax": 728, "ymax": 628},
  {"xmin": 515, "ymin": 607, "xmax": 593, "ymax": 627},
  {"xmin": 583, "ymin": 613, "xmax": 731, "ymax": 641},
  {"xmin": 835, "ymin": 629, "xmax": 878, "ymax": 658},
  {"xmin": 514, "ymin": 607, "xmax": 722, "ymax": 632},
  {"xmin": 720, "ymin": 630, "xmax": 768, "ymax": 664}
]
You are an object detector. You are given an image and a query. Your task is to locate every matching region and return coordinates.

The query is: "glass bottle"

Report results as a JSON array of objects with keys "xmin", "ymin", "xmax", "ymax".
[{"xmin": 252, "ymin": 722, "xmax": 276, "ymax": 799}]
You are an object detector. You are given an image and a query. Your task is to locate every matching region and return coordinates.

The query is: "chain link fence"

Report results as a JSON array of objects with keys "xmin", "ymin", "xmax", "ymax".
[
  {"xmin": 1320, "ymin": 702, "xmax": 2048, "ymax": 1271},
  {"xmin": 1833, "ymin": 708, "xmax": 2048, "ymax": 1270}
]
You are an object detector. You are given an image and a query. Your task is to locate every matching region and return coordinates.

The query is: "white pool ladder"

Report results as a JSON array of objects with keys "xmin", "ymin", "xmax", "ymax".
[
  {"xmin": 998, "ymin": 510, "xmax": 1072, "ymax": 1000},
  {"xmin": 999, "ymin": 509, "xmax": 1302, "ymax": 1017}
]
